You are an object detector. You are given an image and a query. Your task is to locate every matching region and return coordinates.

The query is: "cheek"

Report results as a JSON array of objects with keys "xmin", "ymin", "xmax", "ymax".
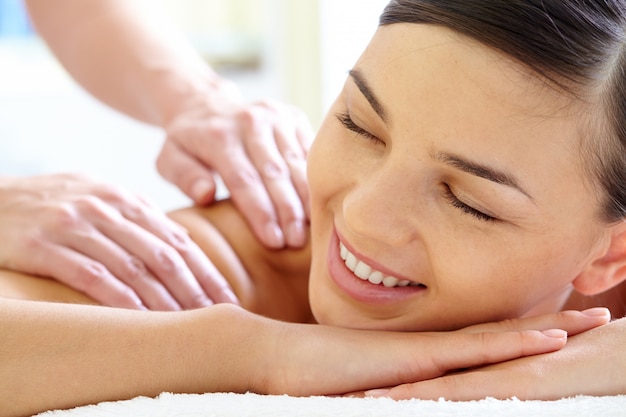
[
  {"xmin": 440, "ymin": 235, "xmax": 584, "ymax": 314},
  {"xmin": 307, "ymin": 125, "xmax": 346, "ymax": 210}
]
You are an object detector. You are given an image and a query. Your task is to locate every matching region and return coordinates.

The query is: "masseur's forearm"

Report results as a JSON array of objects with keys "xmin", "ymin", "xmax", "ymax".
[
  {"xmin": 0, "ymin": 300, "xmax": 261, "ymax": 417},
  {"xmin": 24, "ymin": 0, "xmax": 233, "ymax": 127}
]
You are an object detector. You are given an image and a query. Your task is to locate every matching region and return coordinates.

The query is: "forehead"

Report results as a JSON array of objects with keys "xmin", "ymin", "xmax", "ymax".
[{"xmin": 355, "ymin": 23, "xmax": 584, "ymax": 126}]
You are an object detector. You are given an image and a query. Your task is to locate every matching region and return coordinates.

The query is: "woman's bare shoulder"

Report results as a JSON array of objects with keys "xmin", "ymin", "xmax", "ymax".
[
  {"xmin": 169, "ymin": 200, "xmax": 313, "ymax": 323},
  {"xmin": 0, "ymin": 200, "xmax": 313, "ymax": 322},
  {"xmin": 0, "ymin": 269, "xmax": 97, "ymax": 305}
]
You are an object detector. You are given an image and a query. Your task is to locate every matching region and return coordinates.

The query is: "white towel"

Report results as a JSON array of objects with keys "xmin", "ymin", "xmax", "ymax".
[{"xmin": 34, "ymin": 392, "xmax": 626, "ymax": 417}]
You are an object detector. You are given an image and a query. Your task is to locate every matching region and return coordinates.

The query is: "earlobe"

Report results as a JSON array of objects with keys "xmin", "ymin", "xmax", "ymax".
[{"xmin": 573, "ymin": 221, "xmax": 626, "ymax": 296}]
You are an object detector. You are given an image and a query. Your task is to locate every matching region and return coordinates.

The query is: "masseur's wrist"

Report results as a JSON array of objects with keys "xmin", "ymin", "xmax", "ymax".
[{"xmin": 159, "ymin": 70, "xmax": 245, "ymax": 129}]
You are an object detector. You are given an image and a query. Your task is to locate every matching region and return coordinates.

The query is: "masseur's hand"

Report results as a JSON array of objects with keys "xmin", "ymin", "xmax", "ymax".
[
  {"xmin": 0, "ymin": 173, "xmax": 237, "ymax": 310},
  {"xmin": 362, "ymin": 308, "xmax": 613, "ymax": 399},
  {"xmin": 257, "ymin": 309, "xmax": 610, "ymax": 397},
  {"xmin": 157, "ymin": 83, "xmax": 313, "ymax": 250}
]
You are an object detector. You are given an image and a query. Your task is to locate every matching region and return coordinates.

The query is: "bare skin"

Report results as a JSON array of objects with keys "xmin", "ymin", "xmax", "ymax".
[
  {"xmin": 3, "ymin": 0, "xmax": 313, "ymax": 312},
  {"xmin": 0, "ymin": 201, "xmax": 313, "ymax": 322},
  {"xmin": 3, "ymin": 201, "xmax": 624, "ymax": 317},
  {"xmin": 0, "ymin": 201, "xmax": 612, "ymax": 416}
]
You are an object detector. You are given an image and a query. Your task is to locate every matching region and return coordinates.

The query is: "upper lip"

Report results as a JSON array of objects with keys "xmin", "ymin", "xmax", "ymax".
[{"xmin": 336, "ymin": 229, "xmax": 422, "ymax": 285}]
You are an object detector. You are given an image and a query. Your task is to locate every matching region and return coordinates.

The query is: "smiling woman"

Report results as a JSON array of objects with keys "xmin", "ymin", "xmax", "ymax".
[
  {"xmin": 307, "ymin": 21, "xmax": 610, "ymax": 332},
  {"xmin": 2, "ymin": 0, "xmax": 626, "ymax": 415}
]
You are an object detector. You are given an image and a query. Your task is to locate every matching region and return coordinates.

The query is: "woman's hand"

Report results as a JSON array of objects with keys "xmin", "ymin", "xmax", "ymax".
[
  {"xmin": 0, "ymin": 304, "xmax": 610, "ymax": 417},
  {"xmin": 255, "ymin": 309, "xmax": 610, "ymax": 396},
  {"xmin": 0, "ymin": 173, "xmax": 237, "ymax": 310},
  {"xmin": 158, "ymin": 85, "xmax": 314, "ymax": 250},
  {"xmin": 361, "ymin": 308, "xmax": 615, "ymax": 400}
]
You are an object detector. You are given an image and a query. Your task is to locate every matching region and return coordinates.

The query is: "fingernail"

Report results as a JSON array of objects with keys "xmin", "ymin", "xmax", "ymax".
[
  {"xmin": 286, "ymin": 220, "xmax": 306, "ymax": 247},
  {"xmin": 364, "ymin": 389, "xmax": 390, "ymax": 398},
  {"xmin": 542, "ymin": 329, "xmax": 567, "ymax": 338},
  {"xmin": 265, "ymin": 222, "xmax": 285, "ymax": 248},
  {"xmin": 191, "ymin": 179, "xmax": 215, "ymax": 204},
  {"xmin": 582, "ymin": 307, "xmax": 611, "ymax": 317}
]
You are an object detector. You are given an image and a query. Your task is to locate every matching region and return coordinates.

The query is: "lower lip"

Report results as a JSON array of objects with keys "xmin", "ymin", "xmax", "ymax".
[{"xmin": 326, "ymin": 230, "xmax": 426, "ymax": 304}]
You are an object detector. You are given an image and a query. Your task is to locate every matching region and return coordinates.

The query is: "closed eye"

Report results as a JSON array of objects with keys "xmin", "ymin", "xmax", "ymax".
[
  {"xmin": 336, "ymin": 112, "xmax": 383, "ymax": 144},
  {"xmin": 442, "ymin": 184, "xmax": 497, "ymax": 222}
]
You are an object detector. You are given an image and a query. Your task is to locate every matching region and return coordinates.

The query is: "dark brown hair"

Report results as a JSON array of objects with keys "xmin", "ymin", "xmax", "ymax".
[{"xmin": 380, "ymin": 0, "xmax": 626, "ymax": 222}]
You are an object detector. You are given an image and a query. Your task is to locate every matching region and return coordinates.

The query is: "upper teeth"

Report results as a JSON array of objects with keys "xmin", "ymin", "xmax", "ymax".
[{"xmin": 340, "ymin": 241, "xmax": 418, "ymax": 288}]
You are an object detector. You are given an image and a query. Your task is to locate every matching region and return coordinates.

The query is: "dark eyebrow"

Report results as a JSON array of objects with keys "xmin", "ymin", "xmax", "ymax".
[
  {"xmin": 436, "ymin": 152, "xmax": 534, "ymax": 200},
  {"xmin": 348, "ymin": 69, "xmax": 388, "ymax": 123}
]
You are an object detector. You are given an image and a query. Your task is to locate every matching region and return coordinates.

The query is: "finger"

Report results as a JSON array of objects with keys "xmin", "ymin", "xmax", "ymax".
[
  {"xmin": 118, "ymin": 195, "xmax": 238, "ymax": 305},
  {"xmin": 166, "ymin": 116, "xmax": 287, "ymax": 249},
  {"xmin": 254, "ymin": 100, "xmax": 314, "ymax": 155},
  {"xmin": 59, "ymin": 225, "xmax": 183, "ymax": 311},
  {"xmin": 108, "ymin": 189, "xmax": 238, "ymax": 306},
  {"xmin": 293, "ymin": 109, "xmax": 314, "ymax": 219},
  {"xmin": 95, "ymin": 213, "xmax": 215, "ymax": 309},
  {"xmin": 126, "ymin": 204, "xmax": 239, "ymax": 305},
  {"xmin": 213, "ymin": 143, "xmax": 286, "ymax": 248},
  {"xmin": 374, "ymin": 366, "xmax": 522, "ymax": 401},
  {"xmin": 377, "ymin": 352, "xmax": 559, "ymax": 401},
  {"xmin": 242, "ymin": 109, "xmax": 307, "ymax": 247},
  {"xmin": 460, "ymin": 309, "xmax": 611, "ymax": 336},
  {"xmin": 62, "ymin": 194, "xmax": 213, "ymax": 309},
  {"xmin": 269, "ymin": 103, "xmax": 313, "ymax": 219},
  {"xmin": 161, "ymin": 223, "xmax": 239, "ymax": 305},
  {"xmin": 365, "ymin": 329, "xmax": 567, "ymax": 399},
  {"xmin": 269, "ymin": 107, "xmax": 311, "ymax": 222},
  {"xmin": 284, "ymin": 151, "xmax": 310, "ymax": 220},
  {"xmin": 156, "ymin": 139, "xmax": 218, "ymax": 205},
  {"xmin": 40, "ymin": 202, "xmax": 182, "ymax": 310},
  {"xmin": 427, "ymin": 329, "xmax": 567, "ymax": 378},
  {"xmin": 27, "ymin": 241, "xmax": 146, "ymax": 310}
]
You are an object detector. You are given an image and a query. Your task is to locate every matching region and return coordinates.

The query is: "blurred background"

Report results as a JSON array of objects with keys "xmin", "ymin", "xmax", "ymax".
[{"xmin": 0, "ymin": 0, "xmax": 387, "ymax": 210}]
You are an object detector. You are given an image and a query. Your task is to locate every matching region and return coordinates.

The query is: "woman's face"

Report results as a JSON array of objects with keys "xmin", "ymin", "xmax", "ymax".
[{"xmin": 307, "ymin": 23, "xmax": 611, "ymax": 331}]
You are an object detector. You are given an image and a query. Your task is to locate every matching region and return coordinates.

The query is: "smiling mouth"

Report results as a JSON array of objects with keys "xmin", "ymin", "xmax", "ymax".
[{"xmin": 339, "ymin": 241, "xmax": 425, "ymax": 288}]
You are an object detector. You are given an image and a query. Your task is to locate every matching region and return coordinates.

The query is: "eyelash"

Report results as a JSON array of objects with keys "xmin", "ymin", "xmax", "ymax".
[
  {"xmin": 336, "ymin": 112, "xmax": 382, "ymax": 143},
  {"xmin": 337, "ymin": 111, "xmax": 495, "ymax": 223},
  {"xmin": 442, "ymin": 184, "xmax": 497, "ymax": 222}
]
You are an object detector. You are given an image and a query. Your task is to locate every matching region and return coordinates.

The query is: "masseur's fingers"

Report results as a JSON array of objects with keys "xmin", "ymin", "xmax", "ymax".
[
  {"xmin": 27, "ymin": 242, "xmax": 151, "ymax": 310},
  {"xmin": 22, "ymin": 199, "xmax": 197, "ymax": 310},
  {"xmin": 158, "ymin": 99, "xmax": 312, "ymax": 250},
  {"xmin": 111, "ymin": 207, "xmax": 238, "ymax": 307},
  {"xmin": 84, "ymin": 194, "xmax": 238, "ymax": 309},
  {"xmin": 241, "ymin": 102, "xmax": 307, "ymax": 248},
  {"xmin": 156, "ymin": 139, "xmax": 219, "ymax": 206},
  {"xmin": 0, "ymin": 173, "xmax": 238, "ymax": 310}
]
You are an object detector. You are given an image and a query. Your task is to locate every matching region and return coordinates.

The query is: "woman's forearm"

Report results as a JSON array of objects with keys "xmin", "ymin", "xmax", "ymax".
[
  {"xmin": 24, "ymin": 0, "xmax": 233, "ymax": 128},
  {"xmin": 1, "ymin": 295, "xmax": 605, "ymax": 417},
  {"xmin": 1, "ymin": 300, "xmax": 261, "ymax": 417}
]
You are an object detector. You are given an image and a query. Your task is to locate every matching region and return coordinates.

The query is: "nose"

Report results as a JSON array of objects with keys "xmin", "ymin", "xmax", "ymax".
[{"xmin": 342, "ymin": 166, "xmax": 419, "ymax": 247}]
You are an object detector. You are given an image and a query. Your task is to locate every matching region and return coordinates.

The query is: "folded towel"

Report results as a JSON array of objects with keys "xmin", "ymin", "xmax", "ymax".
[{"xmin": 35, "ymin": 392, "xmax": 626, "ymax": 417}]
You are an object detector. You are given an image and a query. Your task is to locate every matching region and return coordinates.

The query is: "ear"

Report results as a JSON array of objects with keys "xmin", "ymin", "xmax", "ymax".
[{"xmin": 573, "ymin": 221, "xmax": 626, "ymax": 296}]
